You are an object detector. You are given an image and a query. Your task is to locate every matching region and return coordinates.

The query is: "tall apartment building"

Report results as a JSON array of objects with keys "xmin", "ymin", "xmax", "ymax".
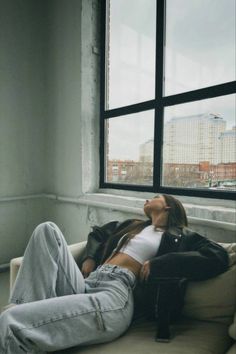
[
  {"xmin": 163, "ymin": 113, "xmax": 228, "ymax": 164},
  {"xmin": 219, "ymin": 127, "xmax": 236, "ymax": 163}
]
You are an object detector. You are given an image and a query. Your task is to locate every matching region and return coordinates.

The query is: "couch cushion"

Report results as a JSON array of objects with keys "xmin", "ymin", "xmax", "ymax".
[
  {"xmin": 228, "ymin": 313, "xmax": 236, "ymax": 340},
  {"xmin": 183, "ymin": 243, "xmax": 236, "ymax": 325},
  {"xmin": 225, "ymin": 343, "xmax": 236, "ymax": 354},
  {"xmin": 57, "ymin": 318, "xmax": 232, "ymax": 354}
]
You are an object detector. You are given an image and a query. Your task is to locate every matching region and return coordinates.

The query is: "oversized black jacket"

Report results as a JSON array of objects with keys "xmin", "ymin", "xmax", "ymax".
[
  {"xmin": 79, "ymin": 219, "xmax": 229, "ymax": 322},
  {"xmin": 79, "ymin": 218, "xmax": 229, "ymax": 281}
]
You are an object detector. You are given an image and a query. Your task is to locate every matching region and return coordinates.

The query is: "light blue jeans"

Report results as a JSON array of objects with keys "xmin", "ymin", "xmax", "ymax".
[{"xmin": 0, "ymin": 222, "xmax": 136, "ymax": 354}]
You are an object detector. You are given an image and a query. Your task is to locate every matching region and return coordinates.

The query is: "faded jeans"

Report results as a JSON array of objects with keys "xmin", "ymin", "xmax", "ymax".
[{"xmin": 0, "ymin": 222, "xmax": 135, "ymax": 354}]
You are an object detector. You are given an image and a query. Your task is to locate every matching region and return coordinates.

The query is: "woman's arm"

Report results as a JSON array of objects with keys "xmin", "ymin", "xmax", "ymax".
[
  {"xmin": 79, "ymin": 221, "xmax": 120, "ymax": 270},
  {"xmin": 80, "ymin": 218, "xmax": 143, "ymax": 276},
  {"xmin": 145, "ymin": 228, "xmax": 229, "ymax": 281},
  {"xmin": 148, "ymin": 249, "xmax": 228, "ymax": 281},
  {"xmin": 81, "ymin": 258, "xmax": 96, "ymax": 278}
]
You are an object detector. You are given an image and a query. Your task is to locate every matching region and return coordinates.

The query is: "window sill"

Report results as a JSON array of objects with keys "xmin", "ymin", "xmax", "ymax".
[
  {"xmin": 1, "ymin": 193, "xmax": 234, "ymax": 231},
  {"xmin": 76, "ymin": 191, "xmax": 236, "ymax": 230}
]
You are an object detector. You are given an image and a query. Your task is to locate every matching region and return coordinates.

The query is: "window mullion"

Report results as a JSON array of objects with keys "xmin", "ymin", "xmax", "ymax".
[
  {"xmin": 99, "ymin": 0, "xmax": 107, "ymax": 188},
  {"xmin": 153, "ymin": 0, "xmax": 165, "ymax": 192}
]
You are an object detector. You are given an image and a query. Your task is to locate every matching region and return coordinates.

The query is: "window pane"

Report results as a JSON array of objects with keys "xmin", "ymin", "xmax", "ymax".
[
  {"xmin": 164, "ymin": 0, "xmax": 236, "ymax": 95},
  {"xmin": 105, "ymin": 0, "xmax": 156, "ymax": 109},
  {"xmin": 105, "ymin": 111, "xmax": 155, "ymax": 185},
  {"xmin": 162, "ymin": 94, "xmax": 236, "ymax": 190}
]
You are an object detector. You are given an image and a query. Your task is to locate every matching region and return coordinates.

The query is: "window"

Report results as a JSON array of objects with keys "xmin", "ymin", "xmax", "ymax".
[{"xmin": 100, "ymin": 0, "xmax": 236, "ymax": 199}]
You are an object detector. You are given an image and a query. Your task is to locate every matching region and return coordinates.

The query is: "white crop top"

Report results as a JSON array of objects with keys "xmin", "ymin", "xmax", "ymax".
[{"xmin": 118, "ymin": 225, "xmax": 163, "ymax": 265}]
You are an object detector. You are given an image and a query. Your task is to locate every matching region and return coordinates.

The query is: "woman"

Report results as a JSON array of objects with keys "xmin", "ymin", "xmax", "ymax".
[{"xmin": 0, "ymin": 195, "xmax": 228, "ymax": 353}]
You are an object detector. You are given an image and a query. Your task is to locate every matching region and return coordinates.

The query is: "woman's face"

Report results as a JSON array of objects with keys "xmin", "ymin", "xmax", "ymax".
[{"xmin": 143, "ymin": 195, "xmax": 167, "ymax": 217}]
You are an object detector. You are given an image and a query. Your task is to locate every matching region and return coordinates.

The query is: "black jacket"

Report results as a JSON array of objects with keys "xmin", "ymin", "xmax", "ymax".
[
  {"xmin": 79, "ymin": 218, "xmax": 229, "ymax": 281},
  {"xmin": 79, "ymin": 219, "xmax": 229, "ymax": 323}
]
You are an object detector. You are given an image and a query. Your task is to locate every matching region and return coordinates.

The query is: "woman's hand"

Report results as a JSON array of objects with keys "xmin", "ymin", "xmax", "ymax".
[
  {"xmin": 81, "ymin": 258, "xmax": 96, "ymax": 278},
  {"xmin": 139, "ymin": 260, "xmax": 151, "ymax": 282}
]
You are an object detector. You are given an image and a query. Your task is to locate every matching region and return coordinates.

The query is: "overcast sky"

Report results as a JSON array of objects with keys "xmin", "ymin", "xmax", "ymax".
[{"xmin": 106, "ymin": 0, "xmax": 236, "ymax": 161}]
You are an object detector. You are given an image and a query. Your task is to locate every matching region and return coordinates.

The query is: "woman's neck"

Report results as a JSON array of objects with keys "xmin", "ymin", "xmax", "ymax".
[{"xmin": 151, "ymin": 213, "xmax": 167, "ymax": 230}]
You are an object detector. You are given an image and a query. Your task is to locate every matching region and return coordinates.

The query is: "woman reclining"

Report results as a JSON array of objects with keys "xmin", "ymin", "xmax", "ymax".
[{"xmin": 0, "ymin": 194, "xmax": 228, "ymax": 353}]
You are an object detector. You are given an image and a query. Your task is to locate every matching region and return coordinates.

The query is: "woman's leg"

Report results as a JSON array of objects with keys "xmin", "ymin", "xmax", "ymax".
[
  {"xmin": 0, "ymin": 266, "xmax": 134, "ymax": 354},
  {"xmin": 10, "ymin": 221, "xmax": 85, "ymax": 304}
]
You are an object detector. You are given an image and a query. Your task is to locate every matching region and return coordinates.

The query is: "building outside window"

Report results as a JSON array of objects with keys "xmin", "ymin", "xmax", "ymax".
[{"xmin": 100, "ymin": 0, "xmax": 236, "ymax": 199}]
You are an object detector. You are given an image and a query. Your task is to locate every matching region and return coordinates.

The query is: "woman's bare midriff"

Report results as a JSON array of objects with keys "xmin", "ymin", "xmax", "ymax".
[{"xmin": 104, "ymin": 252, "xmax": 142, "ymax": 277}]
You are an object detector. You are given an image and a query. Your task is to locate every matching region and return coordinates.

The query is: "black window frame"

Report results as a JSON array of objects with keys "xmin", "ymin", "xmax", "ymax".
[{"xmin": 99, "ymin": 0, "xmax": 236, "ymax": 200}]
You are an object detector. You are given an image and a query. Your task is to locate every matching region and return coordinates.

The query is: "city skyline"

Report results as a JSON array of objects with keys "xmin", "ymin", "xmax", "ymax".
[
  {"xmin": 107, "ymin": 106, "xmax": 236, "ymax": 162},
  {"xmin": 106, "ymin": 113, "xmax": 236, "ymax": 189}
]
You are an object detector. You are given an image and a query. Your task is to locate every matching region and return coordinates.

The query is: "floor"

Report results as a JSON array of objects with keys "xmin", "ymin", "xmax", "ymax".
[{"xmin": 0, "ymin": 270, "xmax": 10, "ymax": 310}]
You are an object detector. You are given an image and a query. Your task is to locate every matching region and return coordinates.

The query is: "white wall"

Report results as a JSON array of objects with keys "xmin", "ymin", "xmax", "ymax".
[
  {"xmin": 43, "ymin": 0, "xmax": 100, "ymax": 243},
  {"xmin": 46, "ymin": 0, "xmax": 82, "ymax": 196},
  {"xmin": 0, "ymin": 0, "xmax": 48, "ymax": 264}
]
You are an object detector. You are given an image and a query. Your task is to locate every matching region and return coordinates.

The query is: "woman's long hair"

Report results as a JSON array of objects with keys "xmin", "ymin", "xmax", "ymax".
[
  {"xmin": 101, "ymin": 194, "xmax": 188, "ymax": 263},
  {"xmin": 162, "ymin": 194, "xmax": 188, "ymax": 229}
]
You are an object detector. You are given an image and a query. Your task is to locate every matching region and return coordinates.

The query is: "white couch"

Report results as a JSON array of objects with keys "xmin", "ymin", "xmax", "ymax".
[{"xmin": 10, "ymin": 241, "xmax": 236, "ymax": 354}]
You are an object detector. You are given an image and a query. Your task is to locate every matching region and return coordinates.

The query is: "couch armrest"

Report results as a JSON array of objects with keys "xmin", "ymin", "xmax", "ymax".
[
  {"xmin": 10, "ymin": 257, "xmax": 23, "ymax": 292},
  {"xmin": 9, "ymin": 241, "xmax": 87, "ymax": 292},
  {"xmin": 67, "ymin": 241, "xmax": 87, "ymax": 264}
]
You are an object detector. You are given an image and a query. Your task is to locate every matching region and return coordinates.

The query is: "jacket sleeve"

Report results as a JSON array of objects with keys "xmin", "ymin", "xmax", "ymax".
[
  {"xmin": 149, "ymin": 251, "xmax": 228, "ymax": 281},
  {"xmin": 149, "ymin": 232, "xmax": 229, "ymax": 281},
  {"xmin": 79, "ymin": 221, "xmax": 120, "ymax": 266},
  {"xmin": 79, "ymin": 218, "xmax": 141, "ymax": 268}
]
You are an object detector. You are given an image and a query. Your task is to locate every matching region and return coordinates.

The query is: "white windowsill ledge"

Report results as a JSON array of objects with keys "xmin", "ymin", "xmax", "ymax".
[
  {"xmin": 0, "ymin": 192, "xmax": 235, "ymax": 230},
  {"xmin": 48, "ymin": 192, "xmax": 236, "ymax": 230}
]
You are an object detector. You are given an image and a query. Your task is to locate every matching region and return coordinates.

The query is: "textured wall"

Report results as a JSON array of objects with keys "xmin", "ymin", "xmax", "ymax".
[
  {"xmin": 0, "ymin": 0, "xmax": 48, "ymax": 263},
  {"xmin": 43, "ymin": 193, "xmax": 236, "ymax": 247},
  {"xmin": 46, "ymin": 0, "xmax": 83, "ymax": 196},
  {"xmin": 0, "ymin": 0, "xmax": 47, "ymax": 196},
  {"xmin": 44, "ymin": 0, "xmax": 101, "ymax": 243}
]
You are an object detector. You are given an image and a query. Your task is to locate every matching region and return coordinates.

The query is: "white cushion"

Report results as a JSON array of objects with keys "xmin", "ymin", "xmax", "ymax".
[
  {"xmin": 228, "ymin": 313, "xmax": 236, "ymax": 340},
  {"xmin": 183, "ymin": 243, "xmax": 236, "ymax": 325}
]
